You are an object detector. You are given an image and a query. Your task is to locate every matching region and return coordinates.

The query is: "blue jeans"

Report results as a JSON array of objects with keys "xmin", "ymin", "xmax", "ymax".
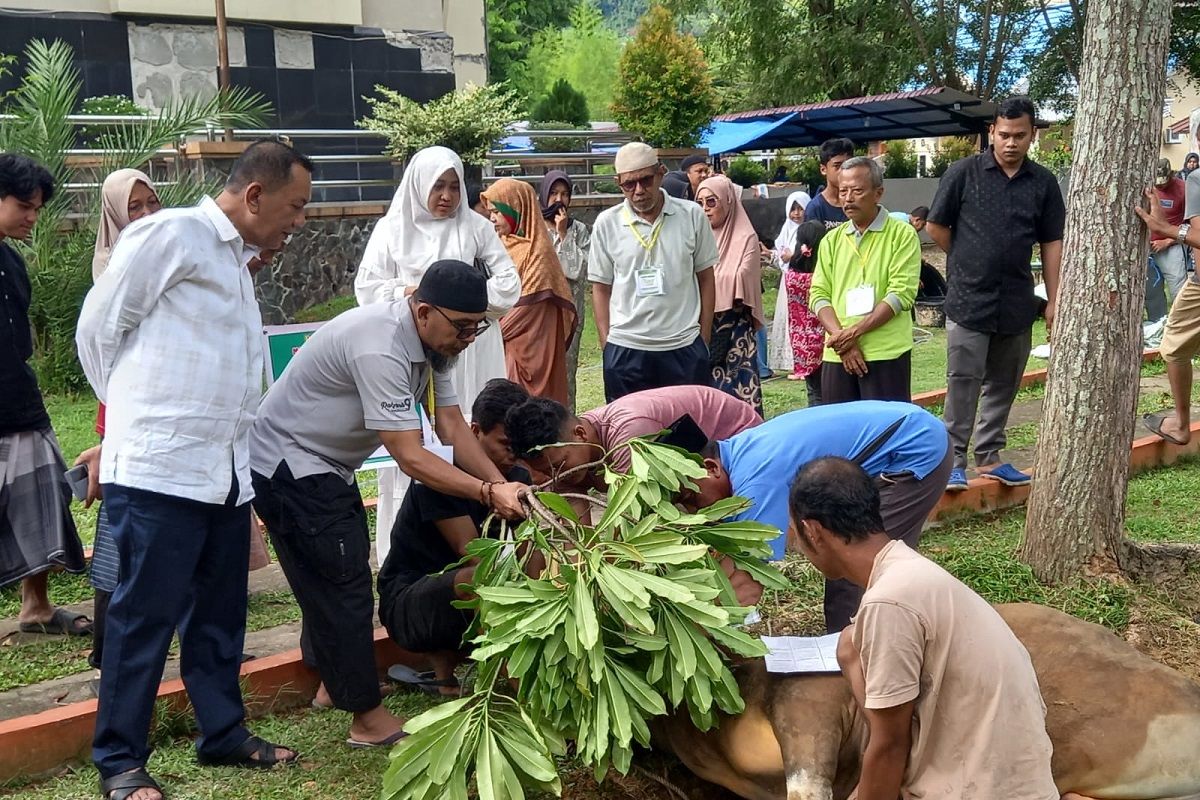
[
  {"xmin": 755, "ymin": 327, "xmax": 771, "ymax": 377},
  {"xmin": 92, "ymin": 481, "xmax": 251, "ymax": 778}
]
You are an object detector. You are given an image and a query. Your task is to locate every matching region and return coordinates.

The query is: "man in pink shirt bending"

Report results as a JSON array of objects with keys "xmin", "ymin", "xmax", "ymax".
[{"xmin": 506, "ymin": 385, "xmax": 761, "ymax": 492}]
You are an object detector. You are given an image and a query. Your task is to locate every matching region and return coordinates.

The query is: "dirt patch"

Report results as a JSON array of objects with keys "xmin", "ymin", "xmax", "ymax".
[{"xmin": 1123, "ymin": 590, "xmax": 1200, "ymax": 682}]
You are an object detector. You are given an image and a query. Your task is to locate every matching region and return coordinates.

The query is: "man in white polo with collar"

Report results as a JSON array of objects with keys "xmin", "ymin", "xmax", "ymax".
[
  {"xmin": 589, "ymin": 142, "xmax": 718, "ymax": 401},
  {"xmin": 249, "ymin": 260, "xmax": 528, "ymax": 750}
]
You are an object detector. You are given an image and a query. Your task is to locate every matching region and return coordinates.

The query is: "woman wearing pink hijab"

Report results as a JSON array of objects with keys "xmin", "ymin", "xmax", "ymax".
[{"xmin": 696, "ymin": 175, "xmax": 764, "ymax": 416}]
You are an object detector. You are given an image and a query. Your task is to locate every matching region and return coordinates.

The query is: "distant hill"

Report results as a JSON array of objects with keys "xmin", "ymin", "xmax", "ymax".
[{"xmin": 596, "ymin": 0, "xmax": 651, "ymax": 34}]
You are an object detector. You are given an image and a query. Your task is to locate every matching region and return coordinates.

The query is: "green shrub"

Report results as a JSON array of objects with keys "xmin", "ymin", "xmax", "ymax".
[
  {"xmin": 527, "ymin": 120, "xmax": 588, "ymax": 154},
  {"xmin": 929, "ymin": 136, "xmax": 977, "ymax": 177},
  {"xmin": 725, "ymin": 154, "xmax": 766, "ymax": 187},
  {"xmin": 530, "ymin": 78, "xmax": 589, "ymax": 126},
  {"xmin": 611, "ymin": 5, "xmax": 718, "ymax": 148},
  {"xmin": 78, "ymin": 94, "xmax": 146, "ymax": 143},
  {"xmin": 882, "ymin": 139, "xmax": 918, "ymax": 179},
  {"xmin": 359, "ymin": 82, "xmax": 520, "ymax": 167},
  {"xmin": 594, "ymin": 162, "xmax": 619, "ymax": 194},
  {"xmin": 781, "ymin": 152, "xmax": 821, "ymax": 186}
]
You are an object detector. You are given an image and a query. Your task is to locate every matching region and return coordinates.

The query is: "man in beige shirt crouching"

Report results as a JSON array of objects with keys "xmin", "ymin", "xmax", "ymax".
[{"xmin": 787, "ymin": 455, "xmax": 1059, "ymax": 800}]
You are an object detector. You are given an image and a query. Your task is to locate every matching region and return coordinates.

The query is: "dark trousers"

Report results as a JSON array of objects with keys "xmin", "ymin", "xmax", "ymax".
[
  {"xmin": 602, "ymin": 336, "xmax": 710, "ymax": 402},
  {"xmin": 251, "ymin": 464, "xmax": 380, "ymax": 714},
  {"xmin": 823, "ymin": 442, "xmax": 953, "ymax": 633},
  {"xmin": 88, "ymin": 589, "xmax": 111, "ymax": 669},
  {"xmin": 805, "ymin": 364, "xmax": 823, "ymax": 407},
  {"xmin": 943, "ymin": 321, "xmax": 1032, "ymax": 470},
  {"xmin": 92, "ymin": 481, "xmax": 251, "ymax": 778},
  {"xmin": 820, "ymin": 350, "xmax": 912, "ymax": 405}
]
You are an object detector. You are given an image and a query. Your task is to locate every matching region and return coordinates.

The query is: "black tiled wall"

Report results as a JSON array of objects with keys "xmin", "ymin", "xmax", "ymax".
[{"xmin": 0, "ymin": 12, "xmax": 453, "ymax": 133}]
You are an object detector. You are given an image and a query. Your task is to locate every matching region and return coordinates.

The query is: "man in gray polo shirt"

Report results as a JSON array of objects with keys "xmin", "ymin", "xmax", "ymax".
[
  {"xmin": 590, "ymin": 142, "xmax": 718, "ymax": 401},
  {"xmin": 250, "ymin": 260, "xmax": 527, "ymax": 749}
]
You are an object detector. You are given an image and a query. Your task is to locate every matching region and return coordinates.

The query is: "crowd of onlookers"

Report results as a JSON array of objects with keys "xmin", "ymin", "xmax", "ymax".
[{"xmin": 1, "ymin": 88, "xmax": 1194, "ymax": 800}]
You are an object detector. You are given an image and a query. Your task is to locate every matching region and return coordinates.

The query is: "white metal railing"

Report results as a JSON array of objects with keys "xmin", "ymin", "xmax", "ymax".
[
  {"xmin": 0, "ymin": 116, "xmax": 639, "ymax": 201},
  {"xmin": 484, "ymin": 126, "xmax": 638, "ymax": 198}
]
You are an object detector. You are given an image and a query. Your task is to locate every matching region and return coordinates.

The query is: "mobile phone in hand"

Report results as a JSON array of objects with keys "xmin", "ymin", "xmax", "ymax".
[{"xmin": 64, "ymin": 463, "xmax": 89, "ymax": 502}]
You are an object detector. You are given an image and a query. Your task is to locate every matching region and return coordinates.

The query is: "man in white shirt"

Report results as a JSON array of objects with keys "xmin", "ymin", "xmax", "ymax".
[
  {"xmin": 249, "ymin": 259, "xmax": 527, "ymax": 749},
  {"xmin": 787, "ymin": 456, "xmax": 1059, "ymax": 800},
  {"xmin": 590, "ymin": 142, "xmax": 718, "ymax": 401},
  {"xmin": 75, "ymin": 140, "xmax": 312, "ymax": 800}
]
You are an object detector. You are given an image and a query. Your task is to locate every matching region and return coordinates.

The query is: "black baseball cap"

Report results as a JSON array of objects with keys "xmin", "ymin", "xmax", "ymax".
[{"xmin": 415, "ymin": 259, "xmax": 488, "ymax": 313}]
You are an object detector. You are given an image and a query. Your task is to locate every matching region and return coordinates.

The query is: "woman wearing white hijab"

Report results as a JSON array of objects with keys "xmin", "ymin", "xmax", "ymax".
[
  {"xmin": 356, "ymin": 146, "xmax": 521, "ymax": 403},
  {"xmin": 767, "ymin": 190, "xmax": 811, "ymax": 373},
  {"xmin": 355, "ymin": 146, "xmax": 521, "ymax": 551}
]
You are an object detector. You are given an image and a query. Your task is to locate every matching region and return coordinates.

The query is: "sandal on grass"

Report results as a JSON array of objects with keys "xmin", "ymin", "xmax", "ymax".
[
  {"xmin": 196, "ymin": 735, "xmax": 299, "ymax": 770},
  {"xmin": 20, "ymin": 607, "xmax": 93, "ymax": 636},
  {"xmin": 346, "ymin": 730, "xmax": 408, "ymax": 749},
  {"xmin": 387, "ymin": 664, "xmax": 460, "ymax": 696},
  {"xmin": 100, "ymin": 767, "xmax": 162, "ymax": 800}
]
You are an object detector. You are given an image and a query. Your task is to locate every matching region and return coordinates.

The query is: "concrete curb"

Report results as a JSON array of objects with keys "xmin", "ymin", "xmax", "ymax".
[{"xmin": 0, "ymin": 629, "xmax": 426, "ymax": 782}]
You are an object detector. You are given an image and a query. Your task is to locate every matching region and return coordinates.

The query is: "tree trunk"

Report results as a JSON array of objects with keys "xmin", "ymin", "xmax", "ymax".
[{"xmin": 1018, "ymin": 0, "xmax": 1170, "ymax": 583}]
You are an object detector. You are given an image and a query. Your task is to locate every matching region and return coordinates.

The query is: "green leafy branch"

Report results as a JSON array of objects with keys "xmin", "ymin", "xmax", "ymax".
[{"xmin": 383, "ymin": 439, "xmax": 789, "ymax": 800}]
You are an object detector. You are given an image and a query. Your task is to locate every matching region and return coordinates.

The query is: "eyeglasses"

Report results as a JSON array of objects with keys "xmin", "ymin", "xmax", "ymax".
[
  {"xmin": 431, "ymin": 305, "xmax": 490, "ymax": 340},
  {"xmin": 618, "ymin": 173, "xmax": 658, "ymax": 193},
  {"xmin": 698, "ymin": 196, "xmax": 719, "ymax": 209}
]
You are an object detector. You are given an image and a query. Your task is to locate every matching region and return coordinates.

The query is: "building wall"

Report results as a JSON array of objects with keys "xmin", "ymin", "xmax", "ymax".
[
  {"xmin": 1162, "ymin": 75, "xmax": 1200, "ymax": 168},
  {"xmin": 0, "ymin": 0, "xmax": 486, "ymax": 88}
]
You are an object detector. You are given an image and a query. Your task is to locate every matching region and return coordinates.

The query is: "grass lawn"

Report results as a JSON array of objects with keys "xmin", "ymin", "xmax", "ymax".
[
  {"xmin": 7, "ymin": 456, "xmax": 1200, "ymax": 798},
  {"xmin": 7, "ymin": 289, "xmax": 1197, "ymax": 799}
]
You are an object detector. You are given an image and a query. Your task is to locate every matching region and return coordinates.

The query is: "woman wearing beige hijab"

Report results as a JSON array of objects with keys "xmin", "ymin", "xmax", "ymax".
[{"xmin": 91, "ymin": 168, "xmax": 161, "ymax": 279}]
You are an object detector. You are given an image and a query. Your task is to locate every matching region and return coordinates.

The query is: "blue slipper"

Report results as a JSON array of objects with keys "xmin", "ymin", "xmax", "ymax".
[
  {"xmin": 979, "ymin": 463, "xmax": 1031, "ymax": 486},
  {"xmin": 945, "ymin": 468, "xmax": 968, "ymax": 492}
]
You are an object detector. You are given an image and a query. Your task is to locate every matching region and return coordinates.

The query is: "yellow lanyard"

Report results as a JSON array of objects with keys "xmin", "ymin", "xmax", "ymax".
[
  {"xmin": 425, "ymin": 379, "xmax": 436, "ymax": 429},
  {"xmin": 622, "ymin": 206, "xmax": 664, "ymax": 254},
  {"xmin": 847, "ymin": 229, "xmax": 876, "ymax": 274}
]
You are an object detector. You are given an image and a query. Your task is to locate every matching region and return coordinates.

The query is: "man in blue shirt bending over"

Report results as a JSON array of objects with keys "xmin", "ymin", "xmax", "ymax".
[{"xmin": 678, "ymin": 400, "xmax": 951, "ymax": 633}]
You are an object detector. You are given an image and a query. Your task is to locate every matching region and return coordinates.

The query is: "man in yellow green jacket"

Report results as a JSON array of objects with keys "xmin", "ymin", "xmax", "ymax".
[{"xmin": 809, "ymin": 157, "xmax": 920, "ymax": 404}]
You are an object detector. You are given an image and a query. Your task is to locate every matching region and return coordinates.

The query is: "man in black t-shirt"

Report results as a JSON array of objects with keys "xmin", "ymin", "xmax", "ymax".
[
  {"xmin": 0, "ymin": 154, "xmax": 88, "ymax": 632},
  {"xmin": 377, "ymin": 378, "xmax": 532, "ymax": 695},
  {"xmin": 805, "ymin": 138, "xmax": 854, "ymax": 230}
]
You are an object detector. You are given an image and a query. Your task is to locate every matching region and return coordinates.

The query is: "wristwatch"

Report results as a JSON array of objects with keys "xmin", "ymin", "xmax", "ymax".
[{"xmin": 1179, "ymin": 222, "xmax": 1192, "ymax": 244}]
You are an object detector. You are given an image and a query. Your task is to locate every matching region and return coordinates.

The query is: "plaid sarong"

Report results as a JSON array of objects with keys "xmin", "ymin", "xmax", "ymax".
[{"xmin": 0, "ymin": 428, "xmax": 86, "ymax": 588}]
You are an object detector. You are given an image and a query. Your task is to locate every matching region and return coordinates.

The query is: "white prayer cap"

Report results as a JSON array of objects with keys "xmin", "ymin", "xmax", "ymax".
[{"xmin": 614, "ymin": 142, "xmax": 658, "ymax": 175}]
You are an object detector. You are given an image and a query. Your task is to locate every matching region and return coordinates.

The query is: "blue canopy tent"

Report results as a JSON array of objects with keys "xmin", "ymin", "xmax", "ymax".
[{"xmin": 700, "ymin": 87, "xmax": 998, "ymax": 154}]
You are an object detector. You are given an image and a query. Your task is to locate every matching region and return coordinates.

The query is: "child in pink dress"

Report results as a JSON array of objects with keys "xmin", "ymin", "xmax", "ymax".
[{"xmin": 785, "ymin": 220, "xmax": 829, "ymax": 405}]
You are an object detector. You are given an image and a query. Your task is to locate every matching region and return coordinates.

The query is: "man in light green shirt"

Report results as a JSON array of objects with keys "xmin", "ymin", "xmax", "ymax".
[{"xmin": 809, "ymin": 157, "xmax": 920, "ymax": 403}]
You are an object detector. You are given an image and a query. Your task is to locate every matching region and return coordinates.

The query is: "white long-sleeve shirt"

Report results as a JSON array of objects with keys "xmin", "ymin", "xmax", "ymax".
[{"xmin": 75, "ymin": 196, "xmax": 263, "ymax": 505}]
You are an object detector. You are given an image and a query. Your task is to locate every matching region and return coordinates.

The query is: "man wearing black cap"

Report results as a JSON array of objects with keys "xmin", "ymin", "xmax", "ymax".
[
  {"xmin": 249, "ymin": 259, "xmax": 527, "ymax": 749},
  {"xmin": 681, "ymin": 154, "xmax": 711, "ymax": 199}
]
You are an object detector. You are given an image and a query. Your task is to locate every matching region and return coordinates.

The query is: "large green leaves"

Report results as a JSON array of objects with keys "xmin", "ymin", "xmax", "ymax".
[{"xmin": 381, "ymin": 439, "xmax": 790, "ymax": 799}]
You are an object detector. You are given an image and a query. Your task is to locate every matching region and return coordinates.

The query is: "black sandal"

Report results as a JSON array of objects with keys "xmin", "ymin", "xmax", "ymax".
[
  {"xmin": 100, "ymin": 767, "xmax": 163, "ymax": 800},
  {"xmin": 197, "ymin": 735, "xmax": 299, "ymax": 770}
]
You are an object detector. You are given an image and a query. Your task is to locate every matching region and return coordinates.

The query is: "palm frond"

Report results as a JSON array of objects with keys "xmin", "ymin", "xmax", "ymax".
[{"xmin": 94, "ymin": 85, "xmax": 274, "ymax": 173}]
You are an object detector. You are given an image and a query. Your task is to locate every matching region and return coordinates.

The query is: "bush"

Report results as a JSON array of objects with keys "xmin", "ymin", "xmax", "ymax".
[
  {"xmin": 527, "ymin": 121, "xmax": 588, "ymax": 154},
  {"xmin": 594, "ymin": 162, "xmax": 620, "ymax": 194},
  {"xmin": 781, "ymin": 152, "xmax": 821, "ymax": 187},
  {"xmin": 725, "ymin": 155, "xmax": 766, "ymax": 187},
  {"xmin": 530, "ymin": 78, "xmax": 589, "ymax": 126},
  {"xmin": 611, "ymin": 5, "xmax": 718, "ymax": 148},
  {"xmin": 359, "ymin": 82, "xmax": 520, "ymax": 167},
  {"xmin": 78, "ymin": 95, "xmax": 146, "ymax": 143},
  {"xmin": 929, "ymin": 136, "xmax": 976, "ymax": 177},
  {"xmin": 882, "ymin": 139, "xmax": 918, "ymax": 179}
]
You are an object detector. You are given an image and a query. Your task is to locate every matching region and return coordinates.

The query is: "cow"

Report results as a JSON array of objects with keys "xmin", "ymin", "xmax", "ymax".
[{"xmin": 652, "ymin": 603, "xmax": 1200, "ymax": 800}]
